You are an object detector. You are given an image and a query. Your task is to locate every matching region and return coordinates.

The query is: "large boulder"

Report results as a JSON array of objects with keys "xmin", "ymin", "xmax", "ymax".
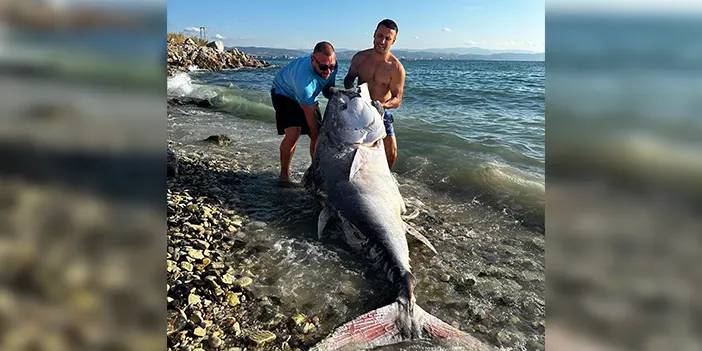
[{"xmin": 206, "ymin": 40, "xmax": 224, "ymax": 53}]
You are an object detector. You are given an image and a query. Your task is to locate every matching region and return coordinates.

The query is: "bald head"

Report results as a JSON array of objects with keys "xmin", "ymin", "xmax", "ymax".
[{"xmin": 313, "ymin": 41, "xmax": 335, "ymax": 55}]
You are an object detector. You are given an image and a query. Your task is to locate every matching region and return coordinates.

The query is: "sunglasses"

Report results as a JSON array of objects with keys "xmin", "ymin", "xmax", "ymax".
[{"xmin": 313, "ymin": 57, "xmax": 336, "ymax": 72}]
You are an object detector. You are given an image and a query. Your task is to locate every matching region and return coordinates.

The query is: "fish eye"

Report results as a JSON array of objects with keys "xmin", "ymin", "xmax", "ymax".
[{"xmin": 340, "ymin": 103, "xmax": 347, "ymax": 110}]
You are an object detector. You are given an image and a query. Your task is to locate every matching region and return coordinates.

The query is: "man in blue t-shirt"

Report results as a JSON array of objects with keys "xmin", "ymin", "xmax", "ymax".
[{"xmin": 271, "ymin": 41, "xmax": 337, "ymax": 186}]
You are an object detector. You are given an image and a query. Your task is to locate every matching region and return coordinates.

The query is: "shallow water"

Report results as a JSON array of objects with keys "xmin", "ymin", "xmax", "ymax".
[
  {"xmin": 168, "ymin": 103, "xmax": 544, "ymax": 349},
  {"xmin": 169, "ymin": 57, "xmax": 545, "ymax": 227}
]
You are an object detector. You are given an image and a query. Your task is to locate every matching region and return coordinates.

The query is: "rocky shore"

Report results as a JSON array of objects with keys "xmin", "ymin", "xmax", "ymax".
[
  {"xmin": 167, "ymin": 36, "xmax": 269, "ymax": 76},
  {"xmin": 167, "ymin": 145, "xmax": 325, "ymax": 351}
]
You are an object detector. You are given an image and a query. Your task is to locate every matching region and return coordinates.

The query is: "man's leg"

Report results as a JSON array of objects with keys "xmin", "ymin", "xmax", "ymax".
[
  {"xmin": 383, "ymin": 135, "xmax": 397, "ymax": 169},
  {"xmin": 279, "ymin": 126, "xmax": 301, "ymax": 181}
]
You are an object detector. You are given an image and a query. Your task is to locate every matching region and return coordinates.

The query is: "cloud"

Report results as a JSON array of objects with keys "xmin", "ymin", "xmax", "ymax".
[
  {"xmin": 183, "ymin": 27, "xmax": 199, "ymax": 33},
  {"xmin": 414, "ymin": 35, "xmax": 420, "ymax": 39},
  {"xmin": 215, "ymin": 34, "xmax": 225, "ymax": 40},
  {"xmin": 464, "ymin": 40, "xmax": 477, "ymax": 46},
  {"xmin": 442, "ymin": 27, "xmax": 452, "ymax": 32}
]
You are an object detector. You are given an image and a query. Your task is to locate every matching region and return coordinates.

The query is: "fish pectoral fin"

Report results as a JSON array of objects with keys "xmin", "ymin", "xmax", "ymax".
[
  {"xmin": 349, "ymin": 147, "xmax": 369, "ymax": 181},
  {"xmin": 406, "ymin": 224, "xmax": 438, "ymax": 254},
  {"xmin": 317, "ymin": 206, "xmax": 332, "ymax": 240}
]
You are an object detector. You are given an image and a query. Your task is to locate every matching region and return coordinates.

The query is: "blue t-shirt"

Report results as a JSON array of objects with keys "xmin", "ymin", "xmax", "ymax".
[{"xmin": 272, "ymin": 55, "xmax": 337, "ymax": 105}]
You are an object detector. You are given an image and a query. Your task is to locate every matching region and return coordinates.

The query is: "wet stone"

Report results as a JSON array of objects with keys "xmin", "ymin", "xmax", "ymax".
[
  {"xmin": 208, "ymin": 335, "xmax": 224, "ymax": 348},
  {"xmin": 188, "ymin": 249, "xmax": 205, "ymax": 260},
  {"xmin": 221, "ymin": 273, "xmax": 234, "ymax": 285},
  {"xmin": 233, "ymin": 276, "xmax": 253, "ymax": 289},
  {"xmin": 248, "ymin": 330, "xmax": 276, "ymax": 346},
  {"xmin": 188, "ymin": 293, "xmax": 201, "ymax": 305},
  {"xmin": 291, "ymin": 313, "xmax": 306, "ymax": 326},
  {"xmin": 301, "ymin": 322, "xmax": 316, "ymax": 334},
  {"xmin": 247, "ymin": 221, "xmax": 267, "ymax": 230},
  {"xmin": 232, "ymin": 321, "xmax": 241, "ymax": 336},
  {"xmin": 496, "ymin": 330, "xmax": 511, "ymax": 346},
  {"xmin": 167, "ymin": 260, "xmax": 176, "ymax": 272},
  {"xmin": 227, "ymin": 292, "xmax": 240, "ymax": 307},
  {"xmin": 203, "ymin": 134, "xmax": 232, "ymax": 146},
  {"xmin": 190, "ymin": 310, "xmax": 204, "ymax": 325},
  {"xmin": 181, "ymin": 261, "xmax": 194, "ymax": 272},
  {"xmin": 193, "ymin": 327, "xmax": 207, "ymax": 337}
]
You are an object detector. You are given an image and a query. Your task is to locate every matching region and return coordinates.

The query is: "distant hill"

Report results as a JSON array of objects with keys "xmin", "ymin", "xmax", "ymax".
[
  {"xmin": 228, "ymin": 46, "xmax": 544, "ymax": 61},
  {"xmin": 228, "ymin": 47, "xmax": 307, "ymax": 59}
]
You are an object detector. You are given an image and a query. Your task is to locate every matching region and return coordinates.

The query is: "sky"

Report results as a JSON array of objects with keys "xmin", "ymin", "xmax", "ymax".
[{"xmin": 167, "ymin": 0, "xmax": 544, "ymax": 52}]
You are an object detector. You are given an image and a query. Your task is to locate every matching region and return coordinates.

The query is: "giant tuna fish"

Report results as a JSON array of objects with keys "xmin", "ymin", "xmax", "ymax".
[{"xmin": 304, "ymin": 84, "xmax": 493, "ymax": 350}]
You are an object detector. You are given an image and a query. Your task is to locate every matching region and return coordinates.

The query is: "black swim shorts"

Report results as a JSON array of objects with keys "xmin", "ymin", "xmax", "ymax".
[{"xmin": 270, "ymin": 89, "xmax": 321, "ymax": 135}]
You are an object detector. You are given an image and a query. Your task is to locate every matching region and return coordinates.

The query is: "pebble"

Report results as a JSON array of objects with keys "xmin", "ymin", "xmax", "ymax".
[
  {"xmin": 291, "ymin": 313, "xmax": 306, "ymax": 326},
  {"xmin": 208, "ymin": 335, "xmax": 224, "ymax": 348},
  {"xmin": 193, "ymin": 327, "xmax": 207, "ymax": 337},
  {"xmin": 247, "ymin": 221, "xmax": 267, "ymax": 230},
  {"xmin": 233, "ymin": 276, "xmax": 253, "ymax": 289},
  {"xmin": 187, "ymin": 248, "xmax": 205, "ymax": 260},
  {"xmin": 221, "ymin": 273, "xmax": 234, "ymax": 285},
  {"xmin": 496, "ymin": 330, "xmax": 511, "ymax": 345},
  {"xmin": 190, "ymin": 310, "xmax": 204, "ymax": 324},
  {"xmin": 232, "ymin": 321, "xmax": 241, "ymax": 335},
  {"xmin": 440, "ymin": 274, "xmax": 451, "ymax": 282},
  {"xmin": 226, "ymin": 292, "xmax": 240, "ymax": 307},
  {"xmin": 167, "ymin": 260, "xmax": 176, "ymax": 272},
  {"xmin": 181, "ymin": 261, "xmax": 194, "ymax": 272},
  {"xmin": 188, "ymin": 293, "xmax": 201, "ymax": 305},
  {"xmin": 248, "ymin": 330, "xmax": 276, "ymax": 346}
]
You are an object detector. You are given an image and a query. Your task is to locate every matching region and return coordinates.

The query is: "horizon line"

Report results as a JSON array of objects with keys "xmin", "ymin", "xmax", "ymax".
[{"xmin": 220, "ymin": 45, "xmax": 544, "ymax": 54}]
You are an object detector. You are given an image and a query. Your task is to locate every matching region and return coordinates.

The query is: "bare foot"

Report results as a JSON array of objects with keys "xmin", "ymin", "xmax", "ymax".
[{"xmin": 277, "ymin": 177, "xmax": 300, "ymax": 188}]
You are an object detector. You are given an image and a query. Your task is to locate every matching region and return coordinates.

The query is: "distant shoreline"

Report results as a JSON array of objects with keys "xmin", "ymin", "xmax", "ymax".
[{"xmin": 228, "ymin": 46, "xmax": 544, "ymax": 62}]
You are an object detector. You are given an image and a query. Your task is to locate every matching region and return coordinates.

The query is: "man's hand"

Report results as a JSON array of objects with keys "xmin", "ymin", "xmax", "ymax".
[{"xmin": 372, "ymin": 100, "xmax": 385, "ymax": 116}]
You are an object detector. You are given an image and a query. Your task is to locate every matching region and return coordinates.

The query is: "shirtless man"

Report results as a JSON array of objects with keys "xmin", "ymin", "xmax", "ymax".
[{"xmin": 344, "ymin": 19, "xmax": 406, "ymax": 169}]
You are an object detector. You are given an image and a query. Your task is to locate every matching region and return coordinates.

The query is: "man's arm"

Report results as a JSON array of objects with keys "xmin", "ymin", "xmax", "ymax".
[
  {"xmin": 344, "ymin": 53, "xmax": 361, "ymax": 89},
  {"xmin": 381, "ymin": 62, "xmax": 406, "ymax": 109},
  {"xmin": 300, "ymin": 103, "xmax": 319, "ymax": 135}
]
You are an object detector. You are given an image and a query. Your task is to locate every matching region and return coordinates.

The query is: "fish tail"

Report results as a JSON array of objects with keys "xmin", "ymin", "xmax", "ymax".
[{"xmin": 311, "ymin": 273, "xmax": 493, "ymax": 350}]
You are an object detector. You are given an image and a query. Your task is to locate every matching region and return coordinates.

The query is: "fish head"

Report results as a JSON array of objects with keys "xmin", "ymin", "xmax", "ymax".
[{"xmin": 323, "ymin": 85, "xmax": 386, "ymax": 145}]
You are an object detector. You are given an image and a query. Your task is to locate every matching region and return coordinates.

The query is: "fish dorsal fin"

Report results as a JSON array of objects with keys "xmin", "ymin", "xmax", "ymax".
[{"xmin": 406, "ymin": 224, "xmax": 438, "ymax": 254}]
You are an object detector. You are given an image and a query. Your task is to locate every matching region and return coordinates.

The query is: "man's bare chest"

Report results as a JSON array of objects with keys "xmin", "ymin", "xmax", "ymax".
[{"xmin": 358, "ymin": 62, "xmax": 393, "ymax": 85}]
